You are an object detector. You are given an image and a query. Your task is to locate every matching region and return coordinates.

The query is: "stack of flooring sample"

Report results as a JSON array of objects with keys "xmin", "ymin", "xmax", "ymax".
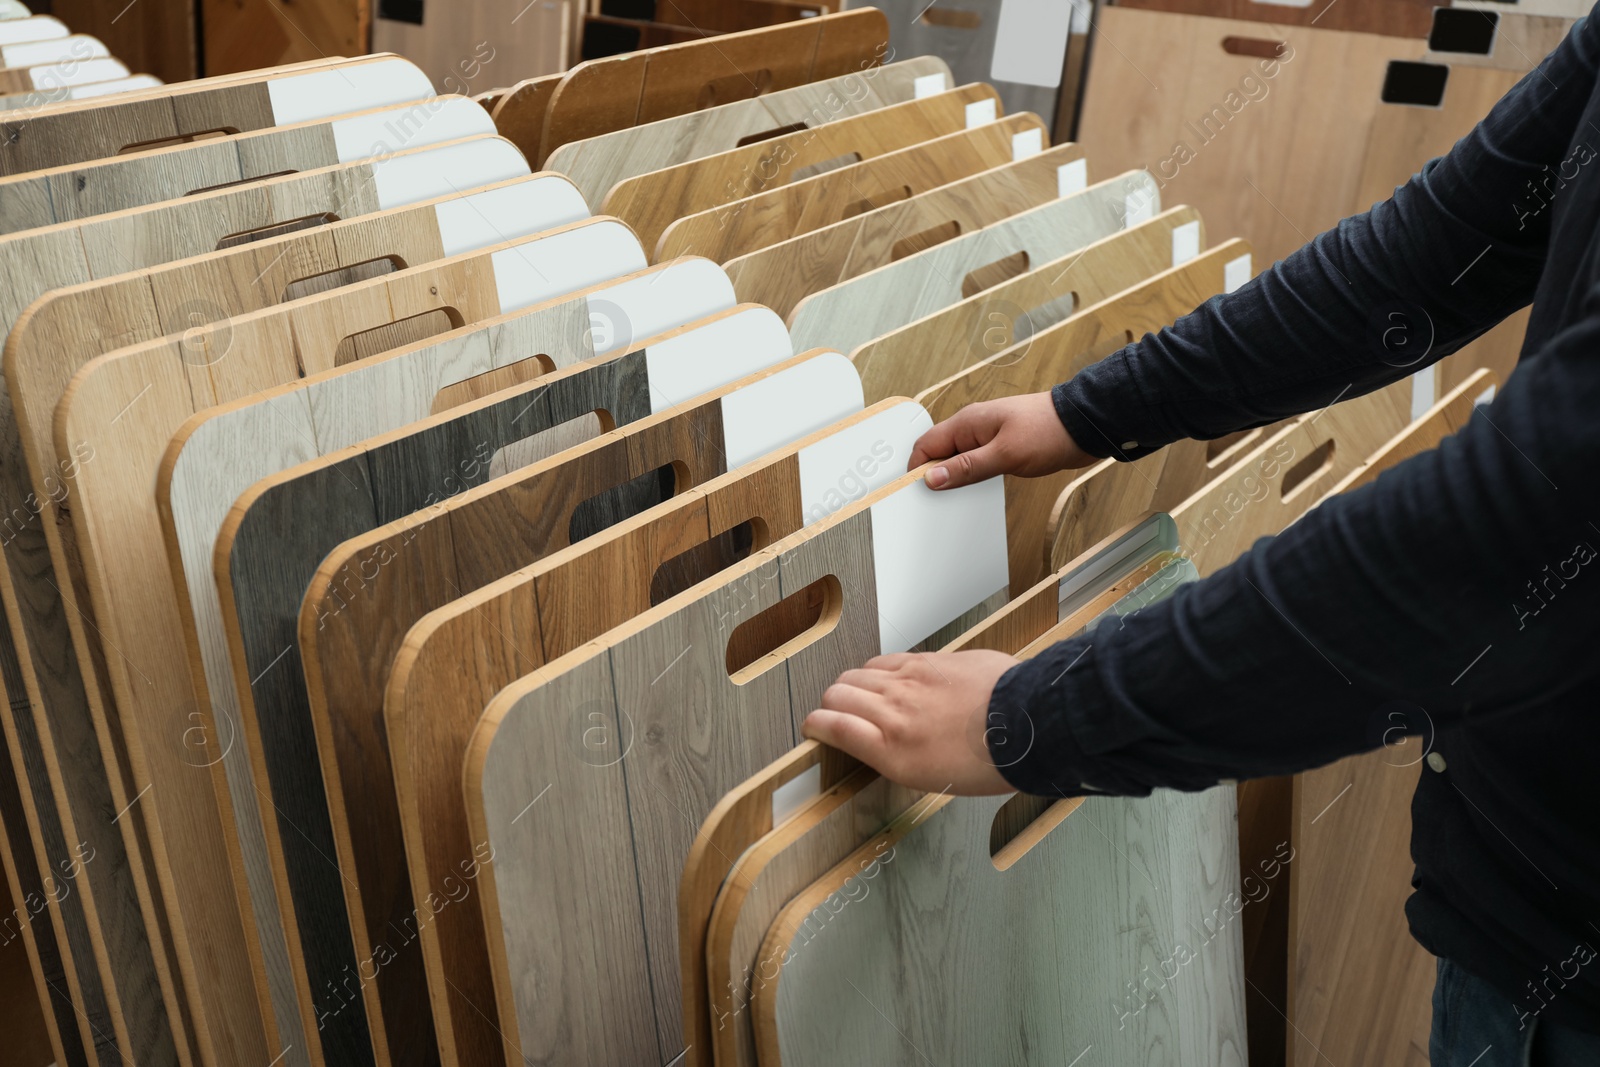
[
  {"xmin": 0, "ymin": 9, "xmax": 158, "ymax": 110},
  {"xmin": 0, "ymin": 8, "xmax": 1512, "ymax": 1067}
]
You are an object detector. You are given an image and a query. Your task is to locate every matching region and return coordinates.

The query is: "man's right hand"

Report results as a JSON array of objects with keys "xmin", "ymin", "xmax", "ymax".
[{"xmin": 909, "ymin": 392, "xmax": 1098, "ymax": 490}]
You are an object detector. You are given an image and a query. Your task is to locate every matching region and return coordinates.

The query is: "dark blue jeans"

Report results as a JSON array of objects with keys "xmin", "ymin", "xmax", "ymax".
[{"xmin": 1431, "ymin": 958, "xmax": 1600, "ymax": 1066}]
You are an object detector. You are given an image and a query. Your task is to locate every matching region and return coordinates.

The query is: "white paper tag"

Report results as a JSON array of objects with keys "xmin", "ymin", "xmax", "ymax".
[
  {"xmin": 771, "ymin": 764, "xmax": 823, "ymax": 826},
  {"xmin": 1171, "ymin": 220, "xmax": 1201, "ymax": 266},
  {"xmin": 1011, "ymin": 127, "xmax": 1044, "ymax": 161},
  {"xmin": 913, "ymin": 72, "xmax": 948, "ymax": 98},
  {"xmin": 1057, "ymin": 158, "xmax": 1087, "ymax": 197},
  {"xmin": 1224, "ymin": 253, "xmax": 1253, "ymax": 293},
  {"xmin": 965, "ymin": 98, "xmax": 998, "ymax": 128}
]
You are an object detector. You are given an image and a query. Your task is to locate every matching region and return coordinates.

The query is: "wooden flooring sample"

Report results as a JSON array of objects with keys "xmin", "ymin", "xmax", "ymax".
[
  {"xmin": 545, "ymin": 57, "xmax": 950, "ymax": 208},
  {"xmin": 0, "ymin": 94, "xmax": 494, "ymax": 235},
  {"xmin": 57, "ymin": 223, "xmax": 651, "ymax": 1067},
  {"xmin": 656, "ymin": 112, "xmax": 1048, "ymax": 264},
  {"xmin": 537, "ymin": 8, "xmax": 890, "ymax": 163},
  {"xmin": 784, "ymin": 169, "xmax": 1154, "ymax": 356},
  {"xmin": 489, "ymin": 73, "xmax": 562, "ymax": 162},
  {"xmin": 464, "ymin": 467, "xmax": 1008, "ymax": 1066},
  {"xmin": 196, "ymin": 303, "xmax": 790, "ymax": 1067},
  {"xmin": 0, "ymin": 38, "xmax": 112, "ymax": 94},
  {"xmin": 0, "ymin": 70, "xmax": 161, "ymax": 113},
  {"xmin": 602, "ymin": 83, "xmax": 1005, "ymax": 254},
  {"xmin": 849, "ymin": 207, "xmax": 1203, "ymax": 402},
  {"xmin": 1076, "ymin": 8, "xmax": 1428, "ymax": 267},
  {"xmin": 1118, "ymin": 0, "xmax": 1438, "ymax": 37},
  {"xmin": 0, "ymin": 54, "xmax": 433, "ymax": 175}
]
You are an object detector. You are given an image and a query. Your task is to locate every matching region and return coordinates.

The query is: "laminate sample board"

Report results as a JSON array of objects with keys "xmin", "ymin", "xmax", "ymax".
[
  {"xmin": 544, "ymin": 57, "xmax": 951, "ymax": 208},
  {"xmin": 848, "ymin": 207, "xmax": 1204, "ymax": 402},
  {"xmin": 48, "ymin": 0, "xmax": 193, "ymax": 85},
  {"xmin": 537, "ymin": 7, "xmax": 891, "ymax": 163},
  {"xmin": 602, "ymin": 83, "xmax": 1006, "ymax": 254},
  {"xmin": 56, "ymin": 221, "xmax": 649, "ymax": 1067},
  {"xmin": 912, "ymin": 241, "xmax": 1252, "ymax": 593},
  {"xmin": 465, "ymin": 466, "xmax": 1009, "ymax": 1066},
  {"xmin": 0, "ymin": 142, "xmax": 537, "ymax": 1067},
  {"xmin": 0, "ymin": 94, "xmax": 494, "ymax": 235},
  {"xmin": 193, "ymin": 303, "xmax": 794, "ymax": 1067},
  {"xmin": 1076, "ymin": 8, "xmax": 1429, "ymax": 267},
  {"xmin": 0, "ymin": 54, "xmax": 434, "ymax": 175},
  {"xmin": 0, "ymin": 38, "xmax": 111, "ymax": 92},
  {"xmin": 656, "ymin": 112, "xmax": 1048, "ymax": 264},
  {"xmin": 1118, "ymin": 0, "xmax": 1439, "ymax": 38},
  {"xmin": 374, "ymin": 2, "xmax": 562, "ymax": 98},
  {"xmin": 489, "ymin": 74, "xmax": 562, "ymax": 162},
  {"xmin": 1287, "ymin": 371, "xmax": 1495, "ymax": 1067},
  {"xmin": 0, "ymin": 69, "xmax": 161, "ymax": 113},
  {"xmin": 782, "ymin": 170, "xmax": 1155, "ymax": 355}
]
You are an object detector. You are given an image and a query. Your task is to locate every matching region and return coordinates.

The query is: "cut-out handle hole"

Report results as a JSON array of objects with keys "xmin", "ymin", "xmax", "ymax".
[
  {"xmin": 430, "ymin": 353, "xmax": 556, "ymax": 414},
  {"xmin": 283, "ymin": 256, "xmax": 404, "ymax": 303},
  {"xmin": 569, "ymin": 457, "xmax": 680, "ymax": 544},
  {"xmin": 699, "ymin": 68, "xmax": 773, "ymax": 109},
  {"xmin": 187, "ymin": 169, "xmax": 296, "ymax": 197},
  {"xmin": 892, "ymin": 219, "xmax": 961, "ymax": 261},
  {"xmin": 1429, "ymin": 9, "xmax": 1498, "ymax": 55},
  {"xmin": 990, "ymin": 794, "xmax": 1082, "ymax": 870},
  {"xmin": 216, "ymin": 212, "xmax": 338, "ymax": 250},
  {"xmin": 919, "ymin": 6, "xmax": 982, "ymax": 29},
  {"xmin": 842, "ymin": 184, "xmax": 913, "ymax": 220},
  {"xmin": 1381, "ymin": 61, "xmax": 1449, "ymax": 107},
  {"xmin": 961, "ymin": 250, "xmax": 1031, "ymax": 299},
  {"xmin": 119, "ymin": 127, "xmax": 237, "ymax": 155},
  {"xmin": 332, "ymin": 307, "xmax": 463, "ymax": 368},
  {"xmin": 726, "ymin": 574, "xmax": 841, "ymax": 684},
  {"xmin": 491, "ymin": 410, "xmax": 611, "ymax": 480},
  {"xmin": 650, "ymin": 518, "xmax": 769, "ymax": 606},
  {"xmin": 1280, "ymin": 438, "xmax": 1335, "ymax": 500},
  {"xmin": 1221, "ymin": 36, "xmax": 1288, "ymax": 60},
  {"xmin": 736, "ymin": 122, "xmax": 807, "ymax": 148}
]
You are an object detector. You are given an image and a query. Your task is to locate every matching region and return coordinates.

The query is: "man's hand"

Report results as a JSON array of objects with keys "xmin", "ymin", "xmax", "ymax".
[
  {"xmin": 802, "ymin": 650, "xmax": 1021, "ymax": 796},
  {"xmin": 909, "ymin": 392, "xmax": 1096, "ymax": 490}
]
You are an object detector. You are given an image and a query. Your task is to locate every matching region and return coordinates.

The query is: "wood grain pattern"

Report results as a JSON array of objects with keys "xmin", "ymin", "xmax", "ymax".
[
  {"xmin": 1285, "ymin": 370, "xmax": 1494, "ymax": 1067},
  {"xmin": 489, "ymin": 74, "xmax": 563, "ymax": 161},
  {"xmin": 545, "ymin": 57, "xmax": 949, "ymax": 208},
  {"xmin": 0, "ymin": 820, "xmax": 58, "ymax": 1067},
  {"xmin": 374, "ymin": 5, "xmax": 562, "ymax": 96},
  {"xmin": 50, "ymin": 0, "xmax": 194, "ymax": 84},
  {"xmin": 1117, "ymin": 0, "xmax": 1439, "ymax": 38},
  {"xmin": 202, "ymin": 307, "xmax": 790, "ymax": 1067},
  {"xmin": 201, "ymin": 0, "xmax": 364, "ymax": 78},
  {"xmin": 655, "ymin": 112, "xmax": 1046, "ymax": 264},
  {"xmin": 465, "ymin": 467, "xmax": 1007, "ymax": 1066},
  {"xmin": 849, "ymin": 207, "xmax": 1202, "ymax": 402},
  {"xmin": 783, "ymin": 169, "xmax": 1153, "ymax": 362},
  {"xmin": 1076, "ymin": 8, "xmax": 1429, "ymax": 268},
  {"xmin": 916, "ymin": 241, "xmax": 1247, "ymax": 594},
  {"xmin": 57, "ymin": 223, "xmax": 643, "ymax": 1067},
  {"xmin": 537, "ymin": 7, "xmax": 890, "ymax": 163},
  {"xmin": 603, "ymin": 83, "xmax": 1004, "ymax": 254}
]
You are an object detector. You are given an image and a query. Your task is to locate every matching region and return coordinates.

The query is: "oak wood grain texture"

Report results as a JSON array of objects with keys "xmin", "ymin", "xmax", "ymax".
[
  {"xmin": 604, "ymin": 83, "xmax": 1004, "ymax": 255},
  {"xmin": 1117, "ymin": 0, "xmax": 1440, "ymax": 38},
  {"xmin": 537, "ymin": 7, "xmax": 890, "ymax": 164},
  {"xmin": 784, "ymin": 170, "xmax": 1155, "ymax": 363},
  {"xmin": 489, "ymin": 74, "xmax": 563, "ymax": 162},
  {"xmin": 375, "ymin": 9, "xmax": 561, "ymax": 95},
  {"xmin": 917, "ymin": 241, "xmax": 1246, "ymax": 594},
  {"xmin": 0, "ymin": 53, "xmax": 426, "ymax": 176},
  {"xmin": 655, "ymin": 111, "xmax": 1045, "ymax": 264},
  {"xmin": 848, "ymin": 206, "xmax": 1202, "ymax": 402},
  {"xmin": 202, "ymin": 304, "xmax": 789, "ymax": 1067},
  {"xmin": 1076, "ymin": 8, "xmax": 1428, "ymax": 267},
  {"xmin": 0, "ymin": 822, "xmax": 58, "ymax": 1067},
  {"xmin": 355, "ymin": 389, "xmax": 920, "ymax": 1067},
  {"xmin": 0, "ymin": 95, "xmax": 491, "ymax": 235},
  {"xmin": 0, "ymin": 144, "xmax": 534, "ymax": 1067},
  {"xmin": 60, "ymin": 221, "xmax": 643, "ymax": 1067},
  {"xmin": 465, "ymin": 466, "xmax": 1007, "ymax": 1066},
  {"xmin": 1284, "ymin": 371, "xmax": 1494, "ymax": 1067},
  {"xmin": 201, "ymin": 0, "xmax": 364, "ymax": 77},
  {"xmin": 50, "ymin": 0, "xmax": 194, "ymax": 83},
  {"xmin": 545, "ymin": 57, "xmax": 950, "ymax": 209}
]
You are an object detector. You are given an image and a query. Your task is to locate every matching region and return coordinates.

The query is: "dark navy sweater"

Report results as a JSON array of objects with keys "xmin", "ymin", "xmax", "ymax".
[{"xmin": 988, "ymin": 8, "xmax": 1600, "ymax": 1032}]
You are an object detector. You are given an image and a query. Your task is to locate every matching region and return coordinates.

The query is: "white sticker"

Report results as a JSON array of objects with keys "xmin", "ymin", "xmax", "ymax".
[
  {"xmin": 771, "ymin": 764, "xmax": 823, "ymax": 826},
  {"xmin": 965, "ymin": 98, "xmax": 998, "ymax": 128},
  {"xmin": 1011, "ymin": 127, "xmax": 1044, "ymax": 161},
  {"xmin": 913, "ymin": 72, "xmax": 948, "ymax": 98},
  {"xmin": 1224, "ymin": 253, "xmax": 1253, "ymax": 293},
  {"xmin": 1171, "ymin": 220, "xmax": 1201, "ymax": 266},
  {"xmin": 1124, "ymin": 190, "xmax": 1155, "ymax": 226},
  {"xmin": 1410, "ymin": 366, "xmax": 1437, "ymax": 420},
  {"xmin": 991, "ymin": 0, "xmax": 1075, "ymax": 88},
  {"xmin": 1057, "ymin": 158, "xmax": 1087, "ymax": 197}
]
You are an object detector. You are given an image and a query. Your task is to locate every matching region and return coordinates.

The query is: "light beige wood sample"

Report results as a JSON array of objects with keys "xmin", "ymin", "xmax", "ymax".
[
  {"xmin": 537, "ymin": 8, "xmax": 891, "ymax": 164},
  {"xmin": 488, "ymin": 73, "xmax": 563, "ymax": 162},
  {"xmin": 375, "ymin": 4, "xmax": 563, "ymax": 96},
  {"xmin": 51, "ymin": 220, "xmax": 648, "ymax": 1067},
  {"xmin": 0, "ymin": 53, "xmax": 431, "ymax": 175},
  {"xmin": 544, "ymin": 56, "xmax": 951, "ymax": 208},
  {"xmin": 1076, "ymin": 8, "xmax": 1429, "ymax": 267},
  {"xmin": 849, "ymin": 207, "xmax": 1203, "ymax": 402},
  {"xmin": 1287, "ymin": 370, "xmax": 1495, "ymax": 1067},
  {"xmin": 464, "ymin": 465, "xmax": 1008, "ymax": 1066},
  {"xmin": 783, "ymin": 170, "xmax": 1156, "ymax": 356},
  {"xmin": 655, "ymin": 112, "xmax": 1048, "ymax": 264},
  {"xmin": 602, "ymin": 83, "xmax": 1005, "ymax": 254},
  {"xmin": 917, "ymin": 241, "xmax": 1250, "ymax": 594}
]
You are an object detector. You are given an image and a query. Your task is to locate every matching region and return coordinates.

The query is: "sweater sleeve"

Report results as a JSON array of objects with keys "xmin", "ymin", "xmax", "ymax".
[{"xmin": 1052, "ymin": 14, "xmax": 1598, "ymax": 460}]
